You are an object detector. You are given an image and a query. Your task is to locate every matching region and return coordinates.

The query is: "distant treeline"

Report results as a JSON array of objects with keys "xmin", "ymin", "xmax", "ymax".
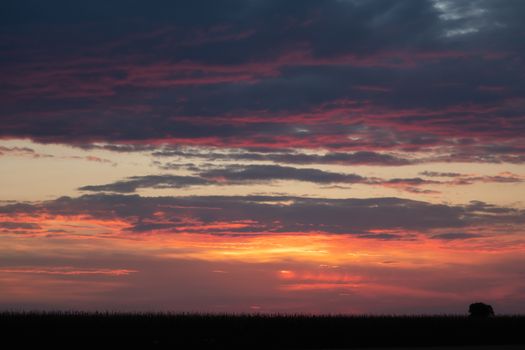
[{"xmin": 1, "ymin": 312, "xmax": 524, "ymax": 348}]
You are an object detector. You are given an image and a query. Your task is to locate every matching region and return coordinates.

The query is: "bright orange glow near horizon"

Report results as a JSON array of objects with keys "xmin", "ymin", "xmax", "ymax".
[{"xmin": 1, "ymin": 206, "xmax": 524, "ymax": 313}]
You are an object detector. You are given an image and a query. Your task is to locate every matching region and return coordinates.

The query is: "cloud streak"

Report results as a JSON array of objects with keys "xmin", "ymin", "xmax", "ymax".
[
  {"xmin": 153, "ymin": 148, "xmax": 414, "ymax": 166},
  {"xmin": 0, "ymin": 267, "xmax": 137, "ymax": 276},
  {"xmin": 1, "ymin": 194, "xmax": 523, "ymax": 237},
  {"xmin": 78, "ymin": 165, "xmax": 523, "ymax": 194}
]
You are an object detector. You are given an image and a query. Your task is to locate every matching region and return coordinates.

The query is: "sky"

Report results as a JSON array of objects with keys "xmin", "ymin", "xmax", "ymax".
[{"xmin": 1, "ymin": 0, "xmax": 525, "ymax": 314}]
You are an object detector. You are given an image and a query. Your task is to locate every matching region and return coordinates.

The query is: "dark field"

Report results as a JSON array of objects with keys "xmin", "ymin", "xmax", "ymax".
[{"xmin": 1, "ymin": 313, "xmax": 524, "ymax": 348}]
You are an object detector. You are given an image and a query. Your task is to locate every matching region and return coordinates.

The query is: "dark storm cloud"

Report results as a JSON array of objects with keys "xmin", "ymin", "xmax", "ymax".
[
  {"xmin": 1, "ymin": 0, "xmax": 524, "ymax": 162},
  {"xmin": 1, "ymin": 194, "xmax": 524, "ymax": 236}
]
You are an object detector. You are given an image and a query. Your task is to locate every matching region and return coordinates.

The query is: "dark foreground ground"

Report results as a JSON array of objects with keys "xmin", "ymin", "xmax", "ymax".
[{"xmin": 1, "ymin": 313, "xmax": 524, "ymax": 348}]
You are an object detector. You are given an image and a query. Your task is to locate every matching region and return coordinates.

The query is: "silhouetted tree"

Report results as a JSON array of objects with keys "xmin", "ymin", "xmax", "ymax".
[{"xmin": 469, "ymin": 302, "xmax": 495, "ymax": 318}]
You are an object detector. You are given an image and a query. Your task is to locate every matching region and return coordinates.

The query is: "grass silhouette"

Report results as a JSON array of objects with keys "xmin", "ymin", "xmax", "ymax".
[{"xmin": 1, "ymin": 312, "xmax": 524, "ymax": 347}]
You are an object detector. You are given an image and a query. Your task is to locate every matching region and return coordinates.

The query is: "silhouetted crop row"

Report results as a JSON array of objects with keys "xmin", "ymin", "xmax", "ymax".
[{"xmin": 1, "ymin": 312, "xmax": 524, "ymax": 347}]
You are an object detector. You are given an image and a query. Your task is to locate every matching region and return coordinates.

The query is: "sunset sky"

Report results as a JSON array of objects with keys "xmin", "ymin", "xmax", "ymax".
[{"xmin": 1, "ymin": 0, "xmax": 525, "ymax": 314}]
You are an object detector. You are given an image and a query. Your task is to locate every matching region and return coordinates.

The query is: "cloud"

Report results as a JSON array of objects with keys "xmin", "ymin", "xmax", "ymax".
[
  {"xmin": 77, "ymin": 165, "xmax": 432, "ymax": 193},
  {"xmin": 153, "ymin": 148, "xmax": 414, "ymax": 166},
  {"xmin": 2, "ymin": 194, "xmax": 523, "ymax": 236},
  {"xmin": 76, "ymin": 166, "xmax": 369, "ymax": 193},
  {"xmin": 420, "ymin": 171, "xmax": 524, "ymax": 185},
  {"xmin": 78, "ymin": 165, "xmax": 522, "ymax": 195},
  {"xmin": 0, "ymin": 0, "xmax": 524, "ymax": 164},
  {"xmin": 0, "ymin": 146, "xmax": 51, "ymax": 158},
  {"xmin": 380, "ymin": 177, "xmax": 441, "ymax": 186},
  {"xmin": 0, "ymin": 267, "xmax": 137, "ymax": 276},
  {"xmin": 356, "ymin": 233, "xmax": 404, "ymax": 240},
  {"xmin": 0, "ymin": 222, "xmax": 41, "ymax": 230},
  {"xmin": 199, "ymin": 164, "xmax": 366, "ymax": 184},
  {"xmin": 419, "ymin": 171, "xmax": 463, "ymax": 177},
  {"xmin": 79, "ymin": 175, "xmax": 211, "ymax": 193},
  {"xmin": 431, "ymin": 232, "xmax": 483, "ymax": 240}
]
